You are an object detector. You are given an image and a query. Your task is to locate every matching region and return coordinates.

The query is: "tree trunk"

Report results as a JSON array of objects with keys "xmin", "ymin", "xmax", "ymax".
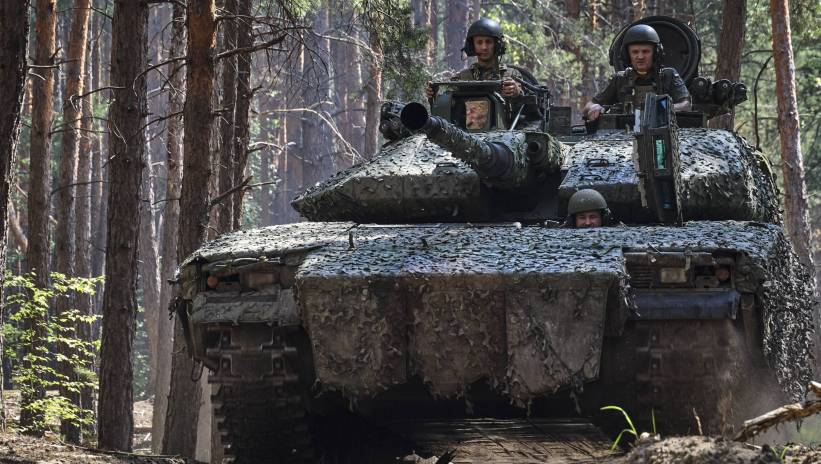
[
  {"xmin": 331, "ymin": 6, "xmax": 365, "ymax": 160},
  {"xmin": 164, "ymin": 0, "xmax": 217, "ymax": 457},
  {"xmin": 770, "ymin": 0, "xmax": 814, "ymax": 275},
  {"xmin": 280, "ymin": 45, "xmax": 304, "ymax": 224},
  {"xmin": 152, "ymin": 2, "xmax": 185, "ymax": 452},
  {"xmin": 412, "ymin": 0, "xmax": 434, "ymax": 66},
  {"xmin": 363, "ymin": 33, "xmax": 382, "ymax": 159},
  {"xmin": 0, "ymin": 0, "xmax": 30, "ymax": 431},
  {"xmin": 91, "ymin": 0, "xmax": 111, "ymax": 311},
  {"xmin": 21, "ymin": 0, "xmax": 57, "ymax": 436},
  {"xmin": 230, "ymin": 0, "xmax": 253, "ymax": 230},
  {"xmin": 443, "ymin": 0, "xmax": 468, "ymax": 71},
  {"xmin": 73, "ymin": 67, "xmax": 95, "ymax": 439},
  {"xmin": 710, "ymin": 0, "xmax": 746, "ymax": 130},
  {"xmin": 97, "ymin": 0, "xmax": 149, "ymax": 451},
  {"xmin": 138, "ymin": 140, "xmax": 161, "ymax": 397},
  {"xmin": 55, "ymin": 0, "xmax": 91, "ymax": 443},
  {"xmin": 217, "ymin": 0, "xmax": 237, "ymax": 234}
]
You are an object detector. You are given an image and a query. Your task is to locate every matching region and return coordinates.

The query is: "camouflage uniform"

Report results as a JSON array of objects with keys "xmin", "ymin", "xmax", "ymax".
[
  {"xmin": 592, "ymin": 67, "xmax": 690, "ymax": 109},
  {"xmin": 451, "ymin": 63, "xmax": 523, "ymax": 82}
]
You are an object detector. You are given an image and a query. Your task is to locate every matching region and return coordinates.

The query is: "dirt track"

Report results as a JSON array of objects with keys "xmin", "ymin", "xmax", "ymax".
[{"xmin": 2, "ymin": 432, "xmax": 821, "ymax": 464}]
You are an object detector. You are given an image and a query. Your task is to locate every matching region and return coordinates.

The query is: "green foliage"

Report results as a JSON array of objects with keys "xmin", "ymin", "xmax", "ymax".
[
  {"xmin": 360, "ymin": 0, "xmax": 429, "ymax": 100},
  {"xmin": 3, "ymin": 272, "xmax": 102, "ymax": 435},
  {"xmin": 600, "ymin": 405, "xmax": 639, "ymax": 450}
]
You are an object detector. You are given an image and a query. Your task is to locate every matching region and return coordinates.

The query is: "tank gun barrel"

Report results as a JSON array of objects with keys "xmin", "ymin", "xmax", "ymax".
[{"xmin": 400, "ymin": 102, "xmax": 521, "ymax": 186}]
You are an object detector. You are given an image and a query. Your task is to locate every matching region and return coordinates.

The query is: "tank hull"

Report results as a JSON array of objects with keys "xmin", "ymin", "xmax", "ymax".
[{"xmin": 180, "ymin": 220, "xmax": 813, "ymax": 460}]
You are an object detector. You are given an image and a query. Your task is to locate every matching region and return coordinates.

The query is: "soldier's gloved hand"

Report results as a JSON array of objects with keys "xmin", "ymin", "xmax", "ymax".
[
  {"xmin": 501, "ymin": 77, "xmax": 521, "ymax": 97},
  {"xmin": 585, "ymin": 103, "xmax": 604, "ymax": 121},
  {"xmin": 425, "ymin": 82, "xmax": 434, "ymax": 99}
]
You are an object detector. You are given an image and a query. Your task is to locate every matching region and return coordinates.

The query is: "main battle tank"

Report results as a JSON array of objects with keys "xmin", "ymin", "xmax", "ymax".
[{"xmin": 175, "ymin": 16, "xmax": 816, "ymax": 463}]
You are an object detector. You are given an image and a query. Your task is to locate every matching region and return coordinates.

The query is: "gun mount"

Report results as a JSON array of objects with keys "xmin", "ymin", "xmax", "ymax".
[{"xmin": 400, "ymin": 102, "xmax": 526, "ymax": 188}]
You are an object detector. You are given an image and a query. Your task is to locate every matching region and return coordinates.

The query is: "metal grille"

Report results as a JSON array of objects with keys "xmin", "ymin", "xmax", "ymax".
[{"xmin": 628, "ymin": 264, "xmax": 656, "ymax": 288}]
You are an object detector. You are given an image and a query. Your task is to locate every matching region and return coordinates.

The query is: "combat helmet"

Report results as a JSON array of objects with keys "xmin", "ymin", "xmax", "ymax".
[
  {"xmin": 621, "ymin": 24, "xmax": 664, "ymax": 66},
  {"xmin": 565, "ymin": 189, "xmax": 612, "ymax": 226},
  {"xmin": 463, "ymin": 18, "xmax": 507, "ymax": 57}
]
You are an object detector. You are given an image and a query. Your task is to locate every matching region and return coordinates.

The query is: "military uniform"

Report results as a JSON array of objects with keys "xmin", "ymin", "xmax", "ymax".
[
  {"xmin": 592, "ymin": 67, "xmax": 690, "ymax": 109},
  {"xmin": 451, "ymin": 63, "xmax": 523, "ymax": 82}
]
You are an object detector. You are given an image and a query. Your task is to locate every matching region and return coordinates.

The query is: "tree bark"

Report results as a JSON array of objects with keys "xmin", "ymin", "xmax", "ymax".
[
  {"xmin": 443, "ymin": 0, "xmax": 468, "ymax": 71},
  {"xmin": 152, "ymin": 2, "xmax": 185, "ymax": 452},
  {"xmin": 0, "ymin": 0, "xmax": 30, "ymax": 431},
  {"xmin": 55, "ymin": 0, "xmax": 91, "ymax": 443},
  {"xmin": 711, "ymin": 0, "xmax": 746, "ymax": 130},
  {"xmin": 280, "ymin": 45, "xmax": 304, "ymax": 224},
  {"xmin": 97, "ymin": 0, "xmax": 149, "ymax": 451},
  {"xmin": 363, "ymin": 33, "xmax": 382, "ymax": 159},
  {"xmin": 412, "ymin": 0, "xmax": 434, "ymax": 67},
  {"xmin": 164, "ymin": 0, "xmax": 217, "ymax": 457},
  {"xmin": 21, "ymin": 0, "xmax": 57, "ymax": 436},
  {"xmin": 73, "ymin": 67, "xmax": 95, "ymax": 439},
  {"xmin": 770, "ymin": 0, "xmax": 814, "ymax": 275},
  {"xmin": 331, "ymin": 6, "xmax": 365, "ymax": 160},
  {"xmin": 217, "ymin": 0, "xmax": 237, "ymax": 234},
  {"xmin": 230, "ymin": 0, "xmax": 253, "ymax": 230},
  {"xmin": 138, "ymin": 139, "xmax": 161, "ymax": 397}
]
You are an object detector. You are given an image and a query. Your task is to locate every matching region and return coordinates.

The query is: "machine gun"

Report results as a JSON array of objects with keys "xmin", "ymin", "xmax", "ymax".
[{"xmin": 634, "ymin": 93, "xmax": 683, "ymax": 224}]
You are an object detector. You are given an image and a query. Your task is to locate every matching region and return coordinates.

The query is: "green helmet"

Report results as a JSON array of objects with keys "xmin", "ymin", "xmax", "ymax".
[
  {"xmin": 567, "ymin": 189, "xmax": 608, "ymax": 215},
  {"xmin": 463, "ymin": 18, "xmax": 507, "ymax": 57}
]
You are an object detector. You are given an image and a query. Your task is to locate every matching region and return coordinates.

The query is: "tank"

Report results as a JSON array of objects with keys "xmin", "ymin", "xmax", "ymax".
[{"xmin": 174, "ymin": 16, "xmax": 816, "ymax": 464}]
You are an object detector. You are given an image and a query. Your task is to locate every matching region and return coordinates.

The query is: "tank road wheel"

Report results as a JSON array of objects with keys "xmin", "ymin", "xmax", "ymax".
[{"xmin": 206, "ymin": 324, "xmax": 314, "ymax": 464}]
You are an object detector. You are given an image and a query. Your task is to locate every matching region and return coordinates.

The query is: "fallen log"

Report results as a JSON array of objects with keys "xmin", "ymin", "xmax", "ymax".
[{"xmin": 733, "ymin": 381, "xmax": 821, "ymax": 442}]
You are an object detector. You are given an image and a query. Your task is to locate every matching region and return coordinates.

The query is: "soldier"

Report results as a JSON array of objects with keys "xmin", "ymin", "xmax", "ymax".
[
  {"xmin": 582, "ymin": 24, "xmax": 691, "ymax": 121},
  {"xmin": 426, "ymin": 18, "xmax": 523, "ymax": 99},
  {"xmin": 565, "ymin": 189, "xmax": 612, "ymax": 228}
]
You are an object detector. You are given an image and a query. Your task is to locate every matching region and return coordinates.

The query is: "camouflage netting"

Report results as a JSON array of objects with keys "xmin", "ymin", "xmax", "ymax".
[
  {"xmin": 292, "ymin": 130, "xmax": 564, "ymax": 223},
  {"xmin": 183, "ymin": 221, "xmax": 815, "ymax": 404},
  {"xmin": 560, "ymin": 128, "xmax": 779, "ymax": 222}
]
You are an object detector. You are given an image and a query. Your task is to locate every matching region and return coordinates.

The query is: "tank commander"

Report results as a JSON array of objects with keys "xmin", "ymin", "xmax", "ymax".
[
  {"xmin": 426, "ymin": 18, "xmax": 523, "ymax": 99},
  {"xmin": 565, "ymin": 189, "xmax": 612, "ymax": 228},
  {"xmin": 582, "ymin": 24, "xmax": 691, "ymax": 121}
]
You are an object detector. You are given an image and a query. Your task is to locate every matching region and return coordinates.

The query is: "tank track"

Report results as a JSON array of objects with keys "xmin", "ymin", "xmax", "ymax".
[
  {"xmin": 206, "ymin": 324, "xmax": 314, "ymax": 464},
  {"xmin": 590, "ymin": 299, "xmax": 783, "ymax": 436}
]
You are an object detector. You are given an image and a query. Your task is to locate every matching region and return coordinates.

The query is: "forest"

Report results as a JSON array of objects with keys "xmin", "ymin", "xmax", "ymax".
[{"xmin": 0, "ymin": 0, "xmax": 818, "ymax": 462}]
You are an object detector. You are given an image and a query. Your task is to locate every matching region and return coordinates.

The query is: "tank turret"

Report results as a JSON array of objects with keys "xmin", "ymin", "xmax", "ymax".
[{"xmin": 292, "ymin": 85, "xmax": 564, "ymax": 223}]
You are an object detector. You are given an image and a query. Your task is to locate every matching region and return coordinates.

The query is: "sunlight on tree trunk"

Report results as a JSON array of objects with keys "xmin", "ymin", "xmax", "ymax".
[
  {"xmin": 21, "ymin": 0, "xmax": 57, "ymax": 436},
  {"xmin": 55, "ymin": 0, "xmax": 91, "ymax": 443},
  {"xmin": 164, "ymin": 0, "xmax": 217, "ymax": 457},
  {"xmin": 770, "ymin": 0, "xmax": 814, "ymax": 276}
]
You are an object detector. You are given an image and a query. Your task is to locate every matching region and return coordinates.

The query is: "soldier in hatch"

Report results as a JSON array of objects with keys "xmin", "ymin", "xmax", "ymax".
[
  {"xmin": 582, "ymin": 24, "xmax": 691, "ymax": 121},
  {"xmin": 426, "ymin": 18, "xmax": 523, "ymax": 99},
  {"xmin": 565, "ymin": 189, "xmax": 612, "ymax": 228}
]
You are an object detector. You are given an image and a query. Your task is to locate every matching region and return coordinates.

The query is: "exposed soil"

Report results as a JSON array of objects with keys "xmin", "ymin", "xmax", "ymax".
[
  {"xmin": 0, "ymin": 432, "xmax": 201, "ymax": 464},
  {"xmin": 611, "ymin": 436, "xmax": 821, "ymax": 464}
]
